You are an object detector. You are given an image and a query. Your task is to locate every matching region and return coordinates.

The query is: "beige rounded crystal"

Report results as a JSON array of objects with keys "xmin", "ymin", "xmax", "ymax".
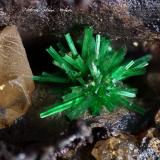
[{"xmin": 0, "ymin": 26, "xmax": 35, "ymax": 128}]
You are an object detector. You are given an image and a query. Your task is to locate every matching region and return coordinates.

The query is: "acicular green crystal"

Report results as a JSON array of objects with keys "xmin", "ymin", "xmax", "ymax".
[{"xmin": 33, "ymin": 27, "xmax": 151, "ymax": 120}]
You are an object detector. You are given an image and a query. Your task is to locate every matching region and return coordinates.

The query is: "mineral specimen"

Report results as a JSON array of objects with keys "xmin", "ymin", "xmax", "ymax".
[
  {"xmin": 0, "ymin": 26, "xmax": 35, "ymax": 128},
  {"xmin": 91, "ymin": 133, "xmax": 139, "ymax": 160}
]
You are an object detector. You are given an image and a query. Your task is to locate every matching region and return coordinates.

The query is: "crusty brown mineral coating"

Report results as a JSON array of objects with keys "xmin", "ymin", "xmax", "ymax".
[{"xmin": 0, "ymin": 26, "xmax": 35, "ymax": 128}]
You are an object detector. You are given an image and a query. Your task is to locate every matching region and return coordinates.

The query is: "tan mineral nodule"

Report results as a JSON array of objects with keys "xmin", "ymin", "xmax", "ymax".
[
  {"xmin": 92, "ymin": 134, "xmax": 139, "ymax": 160},
  {"xmin": 0, "ymin": 26, "xmax": 35, "ymax": 128}
]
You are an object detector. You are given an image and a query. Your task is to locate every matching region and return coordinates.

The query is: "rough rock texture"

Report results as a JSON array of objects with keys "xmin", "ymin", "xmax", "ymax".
[
  {"xmin": 0, "ymin": 0, "xmax": 160, "ymax": 45},
  {"xmin": 138, "ymin": 127, "xmax": 160, "ymax": 160},
  {"xmin": 92, "ymin": 133, "xmax": 139, "ymax": 160},
  {"xmin": 83, "ymin": 106, "xmax": 153, "ymax": 138},
  {"xmin": 0, "ymin": 26, "xmax": 35, "ymax": 128},
  {"xmin": 92, "ymin": 127, "xmax": 160, "ymax": 160}
]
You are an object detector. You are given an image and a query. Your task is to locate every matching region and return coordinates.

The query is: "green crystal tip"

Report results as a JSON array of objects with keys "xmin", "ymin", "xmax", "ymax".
[{"xmin": 33, "ymin": 27, "xmax": 151, "ymax": 120}]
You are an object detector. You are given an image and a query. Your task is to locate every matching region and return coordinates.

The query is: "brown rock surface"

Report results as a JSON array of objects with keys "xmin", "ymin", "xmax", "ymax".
[
  {"xmin": 0, "ymin": 26, "xmax": 35, "ymax": 128},
  {"xmin": 0, "ymin": 0, "xmax": 160, "ymax": 44},
  {"xmin": 92, "ymin": 134, "xmax": 139, "ymax": 160}
]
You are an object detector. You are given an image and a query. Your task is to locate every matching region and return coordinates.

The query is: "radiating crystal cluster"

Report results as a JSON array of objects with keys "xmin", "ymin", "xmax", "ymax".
[
  {"xmin": 34, "ymin": 27, "xmax": 151, "ymax": 119},
  {"xmin": 0, "ymin": 26, "xmax": 35, "ymax": 128}
]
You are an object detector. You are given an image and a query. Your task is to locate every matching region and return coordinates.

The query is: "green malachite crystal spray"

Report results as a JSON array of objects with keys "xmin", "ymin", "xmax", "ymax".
[{"xmin": 33, "ymin": 27, "xmax": 151, "ymax": 120}]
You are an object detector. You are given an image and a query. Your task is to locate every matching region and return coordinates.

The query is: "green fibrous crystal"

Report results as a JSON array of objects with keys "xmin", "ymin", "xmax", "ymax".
[{"xmin": 33, "ymin": 27, "xmax": 151, "ymax": 120}]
